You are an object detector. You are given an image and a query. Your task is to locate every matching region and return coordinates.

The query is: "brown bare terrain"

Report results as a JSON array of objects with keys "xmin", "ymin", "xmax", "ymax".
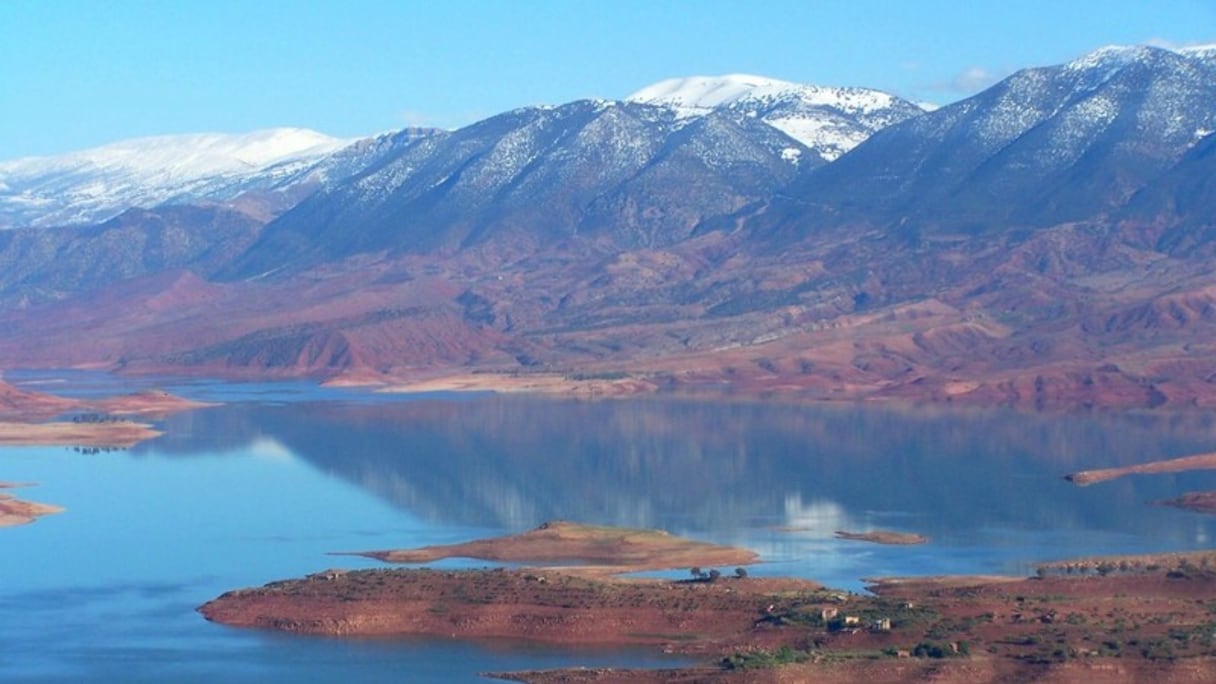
[
  {"xmin": 93, "ymin": 389, "xmax": 215, "ymax": 418},
  {"xmin": 4, "ymin": 219, "xmax": 1216, "ymax": 411},
  {"xmin": 1065, "ymin": 451, "xmax": 1216, "ymax": 486},
  {"xmin": 834, "ymin": 530, "xmax": 928, "ymax": 545},
  {"xmin": 378, "ymin": 373, "xmax": 658, "ymax": 398},
  {"xmin": 0, "ymin": 379, "xmax": 78, "ymax": 422},
  {"xmin": 200, "ymin": 555, "xmax": 1216, "ymax": 684},
  {"xmin": 340, "ymin": 521, "xmax": 758, "ymax": 573},
  {"xmin": 1037, "ymin": 550, "xmax": 1216, "ymax": 576}
]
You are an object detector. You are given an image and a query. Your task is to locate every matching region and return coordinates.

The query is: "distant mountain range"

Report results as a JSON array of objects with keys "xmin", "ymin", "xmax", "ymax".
[
  {"xmin": 1, "ymin": 44, "xmax": 1214, "ymax": 409},
  {"xmin": 0, "ymin": 127, "xmax": 437, "ymax": 229}
]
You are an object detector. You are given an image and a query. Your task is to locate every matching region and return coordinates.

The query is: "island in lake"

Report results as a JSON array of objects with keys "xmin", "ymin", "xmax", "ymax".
[
  {"xmin": 200, "ymin": 523, "xmax": 1216, "ymax": 683},
  {"xmin": 834, "ymin": 530, "xmax": 928, "ymax": 545},
  {"xmin": 338, "ymin": 520, "xmax": 757, "ymax": 573}
]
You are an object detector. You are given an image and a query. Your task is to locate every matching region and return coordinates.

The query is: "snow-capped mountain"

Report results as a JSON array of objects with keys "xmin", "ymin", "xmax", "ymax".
[
  {"xmin": 628, "ymin": 74, "xmax": 925, "ymax": 162},
  {"xmin": 225, "ymin": 98, "xmax": 814, "ymax": 277},
  {"xmin": 0, "ymin": 74, "xmax": 920, "ymax": 232},
  {"xmin": 6, "ymin": 47, "xmax": 1216, "ymax": 404},
  {"xmin": 791, "ymin": 44, "xmax": 1216, "ymax": 233},
  {"xmin": 0, "ymin": 128, "xmax": 431, "ymax": 229},
  {"xmin": 1177, "ymin": 44, "xmax": 1216, "ymax": 61}
]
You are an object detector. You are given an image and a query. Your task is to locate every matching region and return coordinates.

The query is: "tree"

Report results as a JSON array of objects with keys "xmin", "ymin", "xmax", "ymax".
[
  {"xmin": 708, "ymin": 569, "xmax": 722, "ymax": 582},
  {"xmin": 735, "ymin": 567, "xmax": 748, "ymax": 579}
]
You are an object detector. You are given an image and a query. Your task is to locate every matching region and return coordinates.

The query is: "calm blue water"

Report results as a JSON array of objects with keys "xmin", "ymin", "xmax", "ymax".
[{"xmin": 4, "ymin": 371, "xmax": 1216, "ymax": 681}]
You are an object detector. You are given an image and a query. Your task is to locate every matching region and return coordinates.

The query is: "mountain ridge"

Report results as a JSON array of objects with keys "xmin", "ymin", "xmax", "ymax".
[
  {"xmin": 773, "ymin": 44, "xmax": 1216, "ymax": 239},
  {"xmin": 1, "ymin": 46, "xmax": 1215, "ymax": 408},
  {"xmin": 0, "ymin": 127, "xmax": 436, "ymax": 229},
  {"xmin": 628, "ymin": 73, "xmax": 925, "ymax": 161}
]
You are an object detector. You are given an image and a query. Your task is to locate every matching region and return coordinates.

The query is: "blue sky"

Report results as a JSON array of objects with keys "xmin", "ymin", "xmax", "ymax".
[{"xmin": 2, "ymin": 0, "xmax": 1214, "ymax": 159}]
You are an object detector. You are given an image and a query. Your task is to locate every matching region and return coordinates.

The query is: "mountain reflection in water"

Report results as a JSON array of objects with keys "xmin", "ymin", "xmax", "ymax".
[{"xmin": 143, "ymin": 396, "xmax": 1216, "ymax": 552}]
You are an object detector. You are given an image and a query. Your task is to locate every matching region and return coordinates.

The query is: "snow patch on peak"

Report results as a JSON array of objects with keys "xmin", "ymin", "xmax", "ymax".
[
  {"xmin": 1060, "ymin": 45, "xmax": 1170, "ymax": 92},
  {"xmin": 1, "ymin": 128, "xmax": 352, "ymax": 180},
  {"xmin": 1179, "ymin": 44, "xmax": 1216, "ymax": 60},
  {"xmin": 0, "ymin": 127, "xmax": 366, "ymax": 228},
  {"xmin": 627, "ymin": 74, "xmax": 900, "ymax": 115},
  {"xmin": 1067, "ymin": 44, "xmax": 1154, "ymax": 69},
  {"xmin": 627, "ymin": 74, "xmax": 922, "ymax": 161},
  {"xmin": 628, "ymin": 74, "xmax": 800, "ymax": 110},
  {"xmin": 1064, "ymin": 42, "xmax": 1216, "ymax": 71}
]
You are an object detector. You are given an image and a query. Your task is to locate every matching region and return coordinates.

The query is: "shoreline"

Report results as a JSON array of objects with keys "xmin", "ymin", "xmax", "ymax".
[
  {"xmin": 0, "ymin": 377, "xmax": 215, "ymax": 447},
  {"xmin": 370, "ymin": 372, "xmax": 660, "ymax": 398},
  {"xmin": 200, "ymin": 540, "xmax": 1216, "ymax": 683},
  {"xmin": 317, "ymin": 363, "xmax": 1216, "ymax": 411}
]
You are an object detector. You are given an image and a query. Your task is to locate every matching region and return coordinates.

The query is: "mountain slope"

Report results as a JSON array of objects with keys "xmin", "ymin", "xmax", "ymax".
[
  {"xmin": 0, "ymin": 205, "xmax": 264, "ymax": 306},
  {"xmin": 223, "ymin": 99, "xmax": 814, "ymax": 278},
  {"xmin": 1121, "ymin": 131, "xmax": 1216, "ymax": 254},
  {"xmin": 783, "ymin": 45, "xmax": 1216, "ymax": 236},
  {"xmin": 2, "ymin": 55, "xmax": 1216, "ymax": 409}
]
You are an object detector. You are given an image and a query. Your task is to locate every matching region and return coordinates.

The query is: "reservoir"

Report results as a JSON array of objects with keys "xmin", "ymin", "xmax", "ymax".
[{"xmin": 4, "ymin": 372, "xmax": 1216, "ymax": 681}]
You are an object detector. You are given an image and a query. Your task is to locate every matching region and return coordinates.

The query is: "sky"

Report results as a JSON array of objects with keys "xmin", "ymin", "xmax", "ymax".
[{"xmin": 1, "ymin": 0, "xmax": 1214, "ymax": 159}]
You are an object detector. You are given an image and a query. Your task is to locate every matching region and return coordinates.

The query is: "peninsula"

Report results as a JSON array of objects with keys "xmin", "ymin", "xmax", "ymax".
[
  {"xmin": 0, "ymin": 378, "xmax": 212, "ymax": 447},
  {"xmin": 200, "ymin": 524, "xmax": 1216, "ymax": 683},
  {"xmin": 1065, "ymin": 451, "xmax": 1216, "ymax": 486}
]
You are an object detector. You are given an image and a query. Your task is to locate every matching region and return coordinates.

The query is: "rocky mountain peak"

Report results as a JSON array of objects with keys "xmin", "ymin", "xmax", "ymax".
[{"xmin": 628, "ymin": 73, "xmax": 924, "ymax": 161}]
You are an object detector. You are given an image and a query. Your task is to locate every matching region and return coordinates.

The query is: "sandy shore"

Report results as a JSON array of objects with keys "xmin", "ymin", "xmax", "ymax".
[
  {"xmin": 376, "ymin": 372, "xmax": 658, "ymax": 398},
  {"xmin": 93, "ymin": 389, "xmax": 216, "ymax": 417}
]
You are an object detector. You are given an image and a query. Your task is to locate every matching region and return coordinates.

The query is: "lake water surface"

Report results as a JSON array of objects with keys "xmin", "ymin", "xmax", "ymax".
[{"xmin": 4, "ymin": 371, "xmax": 1216, "ymax": 682}]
